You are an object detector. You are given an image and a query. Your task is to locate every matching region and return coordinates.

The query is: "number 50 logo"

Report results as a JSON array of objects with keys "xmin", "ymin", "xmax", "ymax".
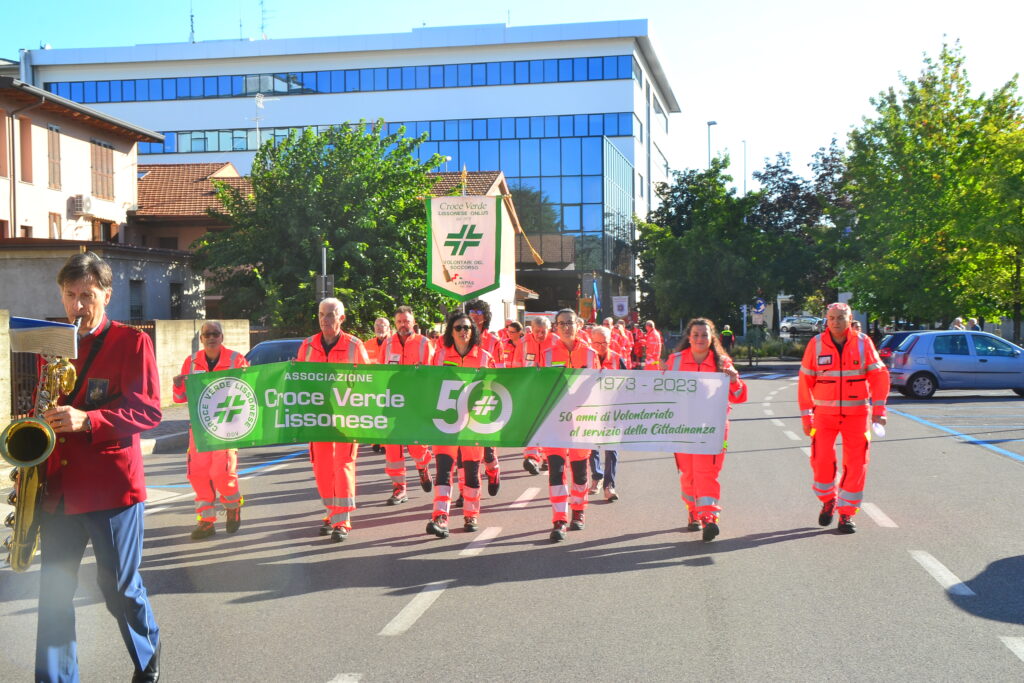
[{"xmin": 433, "ymin": 379, "xmax": 513, "ymax": 434}]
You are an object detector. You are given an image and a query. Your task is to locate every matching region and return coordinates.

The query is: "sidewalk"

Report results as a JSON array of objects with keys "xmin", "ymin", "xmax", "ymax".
[{"xmin": 141, "ymin": 402, "xmax": 190, "ymax": 455}]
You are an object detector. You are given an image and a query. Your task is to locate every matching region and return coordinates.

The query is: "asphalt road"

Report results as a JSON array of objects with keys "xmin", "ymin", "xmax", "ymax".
[{"xmin": 2, "ymin": 373, "xmax": 1023, "ymax": 681}]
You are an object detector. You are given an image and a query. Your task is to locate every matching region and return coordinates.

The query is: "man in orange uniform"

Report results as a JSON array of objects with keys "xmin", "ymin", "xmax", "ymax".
[
  {"xmin": 512, "ymin": 316, "xmax": 555, "ymax": 474},
  {"xmin": 503, "ymin": 320, "xmax": 524, "ymax": 366},
  {"xmin": 295, "ymin": 297, "xmax": 371, "ymax": 542},
  {"xmin": 173, "ymin": 320, "xmax": 249, "ymax": 539},
  {"xmin": 539, "ymin": 308, "xmax": 600, "ymax": 541},
  {"xmin": 799, "ymin": 302, "xmax": 889, "ymax": 534},
  {"xmin": 365, "ymin": 317, "xmax": 391, "ymax": 454},
  {"xmin": 643, "ymin": 320, "xmax": 663, "ymax": 369},
  {"xmin": 378, "ymin": 305, "xmax": 435, "ymax": 503},
  {"xmin": 613, "ymin": 319, "xmax": 633, "ymax": 369}
]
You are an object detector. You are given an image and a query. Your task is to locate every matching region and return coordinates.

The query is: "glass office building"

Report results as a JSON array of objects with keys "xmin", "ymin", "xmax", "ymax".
[{"xmin": 20, "ymin": 20, "xmax": 679, "ymax": 313}]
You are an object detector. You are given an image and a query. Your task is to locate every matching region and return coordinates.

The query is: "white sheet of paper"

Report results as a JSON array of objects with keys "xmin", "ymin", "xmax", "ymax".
[{"xmin": 9, "ymin": 317, "xmax": 78, "ymax": 358}]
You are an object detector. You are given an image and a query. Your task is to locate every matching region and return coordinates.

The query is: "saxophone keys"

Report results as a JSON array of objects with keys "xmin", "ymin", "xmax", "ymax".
[
  {"xmin": 3, "ymin": 511, "xmax": 13, "ymax": 528},
  {"xmin": 6, "ymin": 490, "xmax": 15, "ymax": 506}
]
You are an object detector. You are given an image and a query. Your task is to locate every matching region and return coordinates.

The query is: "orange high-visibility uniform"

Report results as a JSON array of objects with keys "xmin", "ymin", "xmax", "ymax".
[
  {"xmin": 798, "ymin": 330, "xmax": 889, "ymax": 517},
  {"xmin": 612, "ymin": 327, "xmax": 633, "ymax": 369},
  {"xmin": 664, "ymin": 350, "xmax": 747, "ymax": 521},
  {"xmin": 632, "ymin": 327, "xmax": 646, "ymax": 366},
  {"xmin": 478, "ymin": 329, "xmax": 505, "ymax": 368},
  {"xmin": 174, "ymin": 348, "xmax": 248, "ymax": 523},
  {"xmin": 596, "ymin": 348, "xmax": 625, "ymax": 370},
  {"xmin": 512, "ymin": 332, "xmax": 556, "ymax": 465},
  {"xmin": 644, "ymin": 328, "xmax": 663, "ymax": 368},
  {"xmin": 379, "ymin": 333, "xmax": 435, "ymax": 488},
  {"xmin": 430, "ymin": 344, "xmax": 496, "ymax": 521},
  {"xmin": 296, "ymin": 332, "xmax": 371, "ymax": 529},
  {"xmin": 539, "ymin": 339, "xmax": 599, "ymax": 523}
]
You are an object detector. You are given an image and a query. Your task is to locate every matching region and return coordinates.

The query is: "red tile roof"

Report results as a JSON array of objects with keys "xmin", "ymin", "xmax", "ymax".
[{"xmin": 135, "ymin": 163, "xmax": 250, "ymax": 218}]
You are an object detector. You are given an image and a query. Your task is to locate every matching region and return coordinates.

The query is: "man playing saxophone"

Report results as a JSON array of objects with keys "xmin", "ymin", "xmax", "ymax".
[{"xmin": 35, "ymin": 251, "xmax": 162, "ymax": 683}]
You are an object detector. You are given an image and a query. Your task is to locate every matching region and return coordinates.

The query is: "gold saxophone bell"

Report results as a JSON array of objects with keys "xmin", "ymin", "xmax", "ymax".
[{"xmin": 0, "ymin": 418, "xmax": 56, "ymax": 469}]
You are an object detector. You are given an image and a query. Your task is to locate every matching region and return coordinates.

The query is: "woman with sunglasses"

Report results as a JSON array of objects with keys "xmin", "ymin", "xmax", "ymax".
[
  {"xmin": 426, "ymin": 311, "xmax": 498, "ymax": 538},
  {"xmin": 663, "ymin": 317, "xmax": 747, "ymax": 542},
  {"xmin": 172, "ymin": 321, "xmax": 249, "ymax": 539}
]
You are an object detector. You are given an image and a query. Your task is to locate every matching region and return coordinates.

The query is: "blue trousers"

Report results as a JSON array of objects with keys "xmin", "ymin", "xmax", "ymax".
[
  {"xmin": 589, "ymin": 449, "xmax": 618, "ymax": 488},
  {"xmin": 35, "ymin": 502, "xmax": 160, "ymax": 683}
]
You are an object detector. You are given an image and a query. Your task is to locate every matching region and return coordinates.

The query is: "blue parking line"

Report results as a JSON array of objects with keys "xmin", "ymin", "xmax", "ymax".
[
  {"xmin": 889, "ymin": 409, "xmax": 1024, "ymax": 463},
  {"xmin": 149, "ymin": 449, "xmax": 308, "ymax": 488}
]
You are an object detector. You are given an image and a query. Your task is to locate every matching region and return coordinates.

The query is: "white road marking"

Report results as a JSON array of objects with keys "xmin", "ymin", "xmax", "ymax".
[
  {"xmin": 764, "ymin": 409, "xmax": 775, "ymax": 416},
  {"xmin": 760, "ymin": 373, "xmax": 786, "ymax": 379},
  {"xmin": 999, "ymin": 637, "xmax": 1024, "ymax": 663},
  {"xmin": 861, "ymin": 502, "xmax": 898, "ymax": 528},
  {"xmin": 761, "ymin": 402, "xmax": 771, "ymax": 407},
  {"xmin": 459, "ymin": 526, "xmax": 502, "ymax": 556},
  {"xmin": 801, "ymin": 447, "xmax": 811, "ymax": 457},
  {"xmin": 771, "ymin": 419, "xmax": 785, "ymax": 427},
  {"xmin": 327, "ymin": 674, "xmax": 363, "ymax": 682},
  {"xmin": 378, "ymin": 580, "xmax": 454, "ymax": 636},
  {"xmin": 510, "ymin": 487, "xmax": 541, "ymax": 509},
  {"xmin": 783, "ymin": 430, "xmax": 801, "ymax": 441},
  {"xmin": 909, "ymin": 550, "xmax": 976, "ymax": 596}
]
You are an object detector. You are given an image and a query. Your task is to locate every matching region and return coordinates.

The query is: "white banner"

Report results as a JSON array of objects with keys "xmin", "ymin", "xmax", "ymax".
[
  {"xmin": 427, "ymin": 195, "xmax": 501, "ymax": 302},
  {"xmin": 612, "ymin": 296, "xmax": 629, "ymax": 317},
  {"xmin": 530, "ymin": 370, "xmax": 729, "ymax": 453}
]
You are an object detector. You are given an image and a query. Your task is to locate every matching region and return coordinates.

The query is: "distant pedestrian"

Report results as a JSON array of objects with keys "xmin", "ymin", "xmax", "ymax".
[
  {"xmin": 968, "ymin": 317, "xmax": 981, "ymax": 331},
  {"xmin": 719, "ymin": 324, "xmax": 735, "ymax": 352},
  {"xmin": 949, "ymin": 317, "xmax": 966, "ymax": 330}
]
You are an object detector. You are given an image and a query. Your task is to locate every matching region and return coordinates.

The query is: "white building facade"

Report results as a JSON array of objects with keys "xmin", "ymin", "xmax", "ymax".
[{"xmin": 18, "ymin": 20, "xmax": 680, "ymax": 313}]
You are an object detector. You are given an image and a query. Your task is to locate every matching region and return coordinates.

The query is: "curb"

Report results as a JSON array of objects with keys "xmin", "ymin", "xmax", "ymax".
[{"xmin": 141, "ymin": 429, "xmax": 189, "ymax": 456}]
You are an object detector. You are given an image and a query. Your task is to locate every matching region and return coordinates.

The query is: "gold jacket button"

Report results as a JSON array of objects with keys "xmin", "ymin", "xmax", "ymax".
[
  {"xmin": 61, "ymin": 460, "xmax": 68, "ymax": 466},
  {"xmin": 58, "ymin": 437, "xmax": 66, "ymax": 444}
]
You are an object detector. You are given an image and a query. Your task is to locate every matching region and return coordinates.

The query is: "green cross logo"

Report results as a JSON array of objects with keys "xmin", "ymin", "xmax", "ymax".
[
  {"xmin": 214, "ymin": 394, "xmax": 246, "ymax": 423},
  {"xmin": 444, "ymin": 224, "xmax": 484, "ymax": 256}
]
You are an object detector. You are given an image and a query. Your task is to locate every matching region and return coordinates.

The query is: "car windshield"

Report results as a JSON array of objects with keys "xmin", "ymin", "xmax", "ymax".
[
  {"xmin": 247, "ymin": 340, "xmax": 302, "ymax": 365},
  {"xmin": 895, "ymin": 334, "xmax": 919, "ymax": 352}
]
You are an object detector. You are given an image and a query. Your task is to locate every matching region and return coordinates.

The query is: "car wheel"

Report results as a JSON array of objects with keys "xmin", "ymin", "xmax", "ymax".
[
  {"xmin": 907, "ymin": 372, "xmax": 937, "ymax": 399},
  {"xmin": 1014, "ymin": 388, "xmax": 1024, "ymax": 397}
]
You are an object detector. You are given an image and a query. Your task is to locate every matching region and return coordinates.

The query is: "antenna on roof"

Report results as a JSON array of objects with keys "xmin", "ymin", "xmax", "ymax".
[
  {"xmin": 260, "ymin": 0, "xmax": 268, "ymax": 39},
  {"xmin": 189, "ymin": 1, "xmax": 196, "ymax": 43}
]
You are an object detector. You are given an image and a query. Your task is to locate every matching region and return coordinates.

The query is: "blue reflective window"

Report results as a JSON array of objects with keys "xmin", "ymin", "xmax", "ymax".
[
  {"xmin": 232, "ymin": 75, "xmax": 244, "ymax": 95},
  {"xmin": 57, "ymin": 82, "xmax": 71, "ymax": 99},
  {"xmin": 529, "ymin": 60, "xmax": 544, "ymax": 83},
  {"xmin": 618, "ymin": 55, "xmax": 632, "ymax": 78},
  {"xmin": 402, "ymin": 67, "xmax": 415, "ymax": 89},
  {"xmin": 573, "ymin": 115, "xmax": 588, "ymax": 136},
  {"xmin": 573, "ymin": 58, "xmax": 588, "ymax": 81},
  {"xmin": 458, "ymin": 119, "xmax": 472, "ymax": 140},
  {"xmin": 430, "ymin": 65, "xmax": 443, "ymax": 87},
  {"xmin": 582, "ymin": 176, "xmax": 602, "ymax": 202},
  {"xmin": 317, "ymin": 71, "xmax": 331, "ymax": 93},
  {"xmin": 445, "ymin": 64, "xmax": 458, "ymax": 87},
  {"xmin": 530, "ymin": 117, "xmax": 544, "ymax": 138},
  {"xmin": 96, "ymin": 81, "xmax": 110, "ymax": 102},
  {"xmin": 501, "ymin": 118, "xmax": 515, "ymax": 138},
  {"xmin": 473, "ymin": 119, "xmax": 487, "ymax": 139},
  {"xmin": 583, "ymin": 139, "xmax": 602, "ymax": 175},
  {"xmin": 460, "ymin": 141, "xmax": 479, "ymax": 171},
  {"xmin": 374, "ymin": 68, "xmax": 388, "ymax": 90},
  {"xmin": 163, "ymin": 132, "xmax": 176, "ymax": 152},
  {"xmin": 478, "ymin": 139, "xmax": 497, "ymax": 170},
  {"xmin": 563, "ymin": 205, "xmax": 581, "ymax": 231},
  {"xmin": 515, "ymin": 117, "xmax": 530, "ymax": 138},
  {"xmin": 327, "ymin": 71, "xmax": 342, "ymax": 92},
  {"xmin": 565, "ymin": 176, "xmax": 581, "ymax": 202},
  {"xmin": 301, "ymin": 72, "xmax": 316, "ymax": 91},
  {"xmin": 458, "ymin": 64, "xmax": 471, "ymax": 86},
  {"xmin": 83, "ymin": 81, "xmax": 96, "ymax": 103},
  {"xmin": 136, "ymin": 79, "xmax": 150, "ymax": 100},
  {"xmin": 163, "ymin": 79, "xmax": 176, "ymax": 100},
  {"xmin": 545, "ymin": 116, "xmax": 558, "ymax": 137},
  {"xmin": 520, "ymin": 140, "xmax": 540, "ymax": 175},
  {"xmin": 559, "ymin": 116, "xmax": 573, "ymax": 137},
  {"xmin": 420, "ymin": 141, "xmax": 438, "ymax": 161},
  {"xmin": 388, "ymin": 68, "xmax": 402, "ymax": 90},
  {"xmin": 541, "ymin": 138, "xmax": 560, "ymax": 175},
  {"xmin": 202, "ymin": 76, "xmax": 216, "ymax": 97},
  {"xmin": 439, "ymin": 141, "xmax": 458, "ymax": 168},
  {"xmin": 558, "ymin": 59, "xmax": 573, "ymax": 82},
  {"xmin": 487, "ymin": 118, "xmax": 501, "ymax": 139},
  {"xmin": 176, "ymin": 77, "xmax": 190, "ymax": 98},
  {"xmin": 445, "ymin": 120, "xmax": 459, "ymax": 140},
  {"xmin": 431, "ymin": 121, "xmax": 444, "ymax": 140},
  {"xmin": 413, "ymin": 121, "xmax": 428, "ymax": 137},
  {"xmin": 543, "ymin": 59, "xmax": 558, "ymax": 82},
  {"xmin": 191, "ymin": 77, "xmax": 204, "ymax": 96},
  {"xmin": 514, "ymin": 61, "xmax": 529, "ymax": 84},
  {"xmin": 121, "ymin": 80, "xmax": 134, "ymax": 100},
  {"xmin": 218, "ymin": 76, "xmax": 231, "ymax": 96},
  {"xmin": 44, "ymin": 83, "xmax": 56, "ymax": 94},
  {"xmin": 387, "ymin": 122, "xmax": 402, "ymax": 136},
  {"xmin": 358, "ymin": 69, "xmax": 372, "ymax": 91},
  {"xmin": 109, "ymin": 81, "xmax": 121, "ymax": 102},
  {"xmin": 588, "ymin": 57, "xmax": 603, "ymax": 80},
  {"xmin": 499, "ymin": 61, "xmax": 514, "ymax": 85},
  {"xmin": 518, "ymin": 176, "xmax": 540, "ymax": 193},
  {"xmin": 486, "ymin": 62, "xmax": 500, "ymax": 85},
  {"xmin": 499, "ymin": 140, "xmax": 520, "ymax": 176},
  {"xmin": 583, "ymin": 204, "xmax": 603, "ymax": 232},
  {"xmin": 338, "ymin": 70, "xmax": 354, "ymax": 92},
  {"xmin": 604, "ymin": 56, "xmax": 618, "ymax": 80},
  {"xmin": 272, "ymin": 74, "xmax": 286, "ymax": 93},
  {"xmin": 604, "ymin": 113, "xmax": 619, "ymax": 136},
  {"xmin": 588, "ymin": 114, "xmax": 603, "ymax": 135},
  {"xmin": 412, "ymin": 66, "xmax": 426, "ymax": 89},
  {"xmin": 542, "ymin": 177, "xmax": 561, "ymax": 204},
  {"xmin": 471, "ymin": 63, "xmax": 486, "ymax": 86},
  {"xmin": 619, "ymin": 113, "xmax": 632, "ymax": 136},
  {"xmin": 562, "ymin": 138, "xmax": 582, "ymax": 175}
]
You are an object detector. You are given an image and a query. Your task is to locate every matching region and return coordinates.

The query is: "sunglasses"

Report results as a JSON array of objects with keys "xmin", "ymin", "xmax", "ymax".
[
  {"xmin": 468, "ymin": 309, "xmax": 485, "ymax": 315},
  {"xmin": 452, "ymin": 324, "xmax": 473, "ymax": 332}
]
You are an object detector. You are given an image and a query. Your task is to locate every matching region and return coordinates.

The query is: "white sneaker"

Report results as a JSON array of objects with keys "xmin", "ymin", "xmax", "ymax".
[
  {"xmin": 588, "ymin": 480, "xmax": 601, "ymax": 495},
  {"xmin": 604, "ymin": 487, "xmax": 619, "ymax": 502}
]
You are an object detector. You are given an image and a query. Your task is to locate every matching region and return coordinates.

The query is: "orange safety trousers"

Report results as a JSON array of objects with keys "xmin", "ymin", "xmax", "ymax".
[
  {"xmin": 810, "ymin": 413, "xmax": 870, "ymax": 516},
  {"xmin": 546, "ymin": 448, "xmax": 590, "ymax": 523},
  {"xmin": 384, "ymin": 444, "xmax": 432, "ymax": 489},
  {"xmin": 673, "ymin": 420, "xmax": 729, "ymax": 521},
  {"xmin": 432, "ymin": 445, "xmax": 483, "ymax": 519},
  {"xmin": 187, "ymin": 431, "xmax": 242, "ymax": 523},
  {"xmin": 310, "ymin": 441, "xmax": 357, "ymax": 529}
]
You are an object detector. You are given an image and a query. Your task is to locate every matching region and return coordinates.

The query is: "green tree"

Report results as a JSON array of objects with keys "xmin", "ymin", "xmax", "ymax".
[{"xmin": 195, "ymin": 121, "xmax": 452, "ymax": 335}]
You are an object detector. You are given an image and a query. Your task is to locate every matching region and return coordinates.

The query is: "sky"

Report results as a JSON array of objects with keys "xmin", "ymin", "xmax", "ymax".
[{"xmin": 4, "ymin": 0, "xmax": 1022, "ymax": 191}]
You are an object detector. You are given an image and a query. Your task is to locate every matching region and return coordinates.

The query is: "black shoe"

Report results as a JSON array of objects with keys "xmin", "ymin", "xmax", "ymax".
[
  {"xmin": 550, "ymin": 520, "xmax": 568, "ymax": 542},
  {"xmin": 838, "ymin": 514, "xmax": 856, "ymax": 534},
  {"xmin": 190, "ymin": 521, "xmax": 215, "ymax": 540},
  {"xmin": 523, "ymin": 458, "xmax": 540, "ymax": 475},
  {"xmin": 702, "ymin": 519, "xmax": 720, "ymax": 543},
  {"xmin": 418, "ymin": 468, "xmax": 432, "ymax": 493},
  {"xmin": 819, "ymin": 498, "xmax": 837, "ymax": 527},
  {"xmin": 687, "ymin": 510, "xmax": 702, "ymax": 532},
  {"xmin": 463, "ymin": 516, "xmax": 479, "ymax": 532},
  {"xmin": 453, "ymin": 495, "xmax": 463, "ymax": 508},
  {"xmin": 226, "ymin": 508, "xmax": 241, "ymax": 534},
  {"xmin": 318, "ymin": 520, "xmax": 332, "ymax": 536},
  {"xmin": 569, "ymin": 510, "xmax": 585, "ymax": 531},
  {"xmin": 427, "ymin": 514, "xmax": 450, "ymax": 538},
  {"xmin": 131, "ymin": 642, "xmax": 160, "ymax": 683},
  {"xmin": 372, "ymin": 444, "xmax": 384, "ymax": 453},
  {"xmin": 540, "ymin": 460, "xmax": 549, "ymax": 472},
  {"xmin": 487, "ymin": 469, "xmax": 500, "ymax": 496},
  {"xmin": 330, "ymin": 526, "xmax": 349, "ymax": 542},
  {"xmin": 387, "ymin": 487, "xmax": 408, "ymax": 505}
]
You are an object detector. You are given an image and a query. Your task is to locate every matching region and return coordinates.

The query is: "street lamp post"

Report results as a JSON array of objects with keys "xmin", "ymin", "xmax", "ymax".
[{"xmin": 706, "ymin": 120, "xmax": 717, "ymax": 167}]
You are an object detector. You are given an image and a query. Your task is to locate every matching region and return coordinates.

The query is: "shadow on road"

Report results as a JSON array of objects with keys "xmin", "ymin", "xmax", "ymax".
[{"xmin": 949, "ymin": 555, "xmax": 1024, "ymax": 625}]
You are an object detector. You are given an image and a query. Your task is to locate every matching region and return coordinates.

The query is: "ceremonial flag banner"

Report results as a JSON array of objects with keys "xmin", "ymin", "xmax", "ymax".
[
  {"xmin": 186, "ymin": 363, "xmax": 730, "ymax": 454},
  {"xmin": 426, "ymin": 195, "xmax": 501, "ymax": 301}
]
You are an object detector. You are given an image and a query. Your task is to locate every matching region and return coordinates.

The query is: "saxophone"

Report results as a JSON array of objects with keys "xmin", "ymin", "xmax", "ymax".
[{"xmin": 1, "ymin": 345, "xmax": 78, "ymax": 572}]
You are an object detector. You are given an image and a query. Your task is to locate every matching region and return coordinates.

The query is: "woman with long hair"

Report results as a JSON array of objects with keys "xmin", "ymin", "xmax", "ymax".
[
  {"xmin": 425, "ymin": 310, "xmax": 497, "ymax": 538},
  {"xmin": 664, "ymin": 317, "xmax": 747, "ymax": 542}
]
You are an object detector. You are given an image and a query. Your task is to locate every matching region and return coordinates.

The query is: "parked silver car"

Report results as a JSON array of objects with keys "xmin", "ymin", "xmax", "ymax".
[
  {"xmin": 889, "ymin": 331, "xmax": 1024, "ymax": 398},
  {"xmin": 780, "ymin": 315, "xmax": 823, "ymax": 335}
]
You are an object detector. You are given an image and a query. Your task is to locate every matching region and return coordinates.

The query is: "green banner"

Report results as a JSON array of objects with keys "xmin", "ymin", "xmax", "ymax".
[{"xmin": 186, "ymin": 363, "xmax": 730, "ymax": 453}]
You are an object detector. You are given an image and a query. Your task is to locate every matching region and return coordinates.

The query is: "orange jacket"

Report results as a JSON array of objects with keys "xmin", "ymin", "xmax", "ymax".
[
  {"xmin": 296, "ymin": 332, "xmax": 370, "ymax": 364},
  {"xmin": 173, "ymin": 347, "xmax": 248, "ymax": 404},
  {"xmin": 539, "ymin": 338, "xmax": 599, "ymax": 369},
  {"xmin": 478, "ymin": 330, "xmax": 504, "ymax": 368},
  {"xmin": 433, "ymin": 343, "xmax": 496, "ymax": 369},
  {"xmin": 664, "ymin": 349, "xmax": 747, "ymax": 405},
  {"xmin": 512, "ymin": 332, "xmax": 555, "ymax": 367},
  {"xmin": 798, "ymin": 330, "xmax": 889, "ymax": 418},
  {"xmin": 377, "ymin": 332, "xmax": 434, "ymax": 365},
  {"xmin": 644, "ymin": 328, "xmax": 663, "ymax": 366},
  {"xmin": 596, "ymin": 348, "xmax": 626, "ymax": 370}
]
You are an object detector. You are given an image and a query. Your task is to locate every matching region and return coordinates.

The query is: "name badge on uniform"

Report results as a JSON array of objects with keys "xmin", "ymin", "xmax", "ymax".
[
  {"xmin": 388, "ymin": 352, "xmax": 401, "ymax": 365},
  {"xmin": 817, "ymin": 354, "xmax": 833, "ymax": 366},
  {"xmin": 525, "ymin": 353, "xmax": 535, "ymax": 361},
  {"xmin": 87, "ymin": 378, "xmax": 109, "ymax": 406}
]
